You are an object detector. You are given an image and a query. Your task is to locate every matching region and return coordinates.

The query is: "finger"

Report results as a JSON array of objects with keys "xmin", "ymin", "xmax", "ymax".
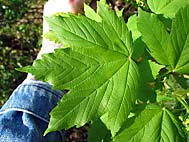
[{"xmin": 69, "ymin": 0, "xmax": 88, "ymax": 14}]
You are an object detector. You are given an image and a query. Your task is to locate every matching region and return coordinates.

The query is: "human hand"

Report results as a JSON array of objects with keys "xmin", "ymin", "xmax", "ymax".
[
  {"xmin": 69, "ymin": 0, "xmax": 89, "ymax": 14},
  {"xmin": 26, "ymin": 0, "xmax": 88, "ymax": 80},
  {"xmin": 37, "ymin": 0, "xmax": 88, "ymax": 59},
  {"xmin": 44, "ymin": 0, "xmax": 88, "ymax": 17},
  {"xmin": 43, "ymin": 0, "xmax": 88, "ymax": 34}
]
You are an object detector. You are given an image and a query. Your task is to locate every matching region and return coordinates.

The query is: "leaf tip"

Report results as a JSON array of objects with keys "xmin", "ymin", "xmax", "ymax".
[
  {"xmin": 43, "ymin": 129, "xmax": 50, "ymax": 136},
  {"xmin": 15, "ymin": 66, "xmax": 31, "ymax": 73}
]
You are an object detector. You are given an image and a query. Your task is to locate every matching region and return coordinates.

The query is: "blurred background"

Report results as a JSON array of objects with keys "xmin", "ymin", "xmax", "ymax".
[{"xmin": 0, "ymin": 0, "xmax": 46, "ymax": 106}]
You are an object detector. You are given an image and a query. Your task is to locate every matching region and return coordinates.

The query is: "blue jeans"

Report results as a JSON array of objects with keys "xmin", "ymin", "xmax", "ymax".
[{"xmin": 0, "ymin": 80, "xmax": 65, "ymax": 142}]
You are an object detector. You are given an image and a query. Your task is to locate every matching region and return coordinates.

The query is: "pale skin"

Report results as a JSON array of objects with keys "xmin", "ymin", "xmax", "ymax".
[
  {"xmin": 69, "ymin": 0, "xmax": 89, "ymax": 14},
  {"xmin": 39, "ymin": 0, "xmax": 89, "ymax": 58},
  {"xmin": 44, "ymin": 0, "xmax": 88, "ymax": 15},
  {"xmin": 43, "ymin": 0, "xmax": 89, "ymax": 33},
  {"xmin": 27, "ymin": 0, "xmax": 89, "ymax": 79}
]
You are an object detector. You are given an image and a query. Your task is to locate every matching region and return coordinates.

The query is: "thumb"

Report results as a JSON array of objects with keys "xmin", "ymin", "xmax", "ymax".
[{"xmin": 69, "ymin": 0, "xmax": 88, "ymax": 14}]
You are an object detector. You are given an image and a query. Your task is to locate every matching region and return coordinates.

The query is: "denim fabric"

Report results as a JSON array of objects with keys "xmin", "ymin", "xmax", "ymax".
[{"xmin": 0, "ymin": 80, "xmax": 65, "ymax": 142}]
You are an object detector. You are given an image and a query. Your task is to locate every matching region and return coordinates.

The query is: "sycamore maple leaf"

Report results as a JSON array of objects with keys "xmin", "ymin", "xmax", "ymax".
[
  {"xmin": 18, "ymin": 1, "xmax": 139, "ymax": 136},
  {"xmin": 138, "ymin": 6, "xmax": 189, "ymax": 74},
  {"xmin": 113, "ymin": 105, "xmax": 186, "ymax": 142}
]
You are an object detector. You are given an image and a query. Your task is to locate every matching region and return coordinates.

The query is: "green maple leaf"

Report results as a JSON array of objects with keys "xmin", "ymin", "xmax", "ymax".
[
  {"xmin": 137, "ymin": 56, "xmax": 164, "ymax": 102},
  {"xmin": 88, "ymin": 119, "xmax": 111, "ymax": 142},
  {"xmin": 170, "ymin": 6, "xmax": 189, "ymax": 73},
  {"xmin": 138, "ymin": 6, "xmax": 189, "ymax": 74},
  {"xmin": 147, "ymin": 0, "xmax": 189, "ymax": 18},
  {"xmin": 84, "ymin": 4, "xmax": 101, "ymax": 22},
  {"xmin": 148, "ymin": 60, "xmax": 165, "ymax": 80},
  {"xmin": 18, "ymin": 1, "xmax": 139, "ymax": 136},
  {"xmin": 126, "ymin": 14, "xmax": 146, "ymax": 61},
  {"xmin": 113, "ymin": 105, "xmax": 186, "ymax": 142},
  {"xmin": 137, "ymin": 8, "xmax": 170, "ymax": 66}
]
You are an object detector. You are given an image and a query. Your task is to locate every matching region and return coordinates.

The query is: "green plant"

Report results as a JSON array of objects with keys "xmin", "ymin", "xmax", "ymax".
[{"xmin": 19, "ymin": 0, "xmax": 189, "ymax": 141}]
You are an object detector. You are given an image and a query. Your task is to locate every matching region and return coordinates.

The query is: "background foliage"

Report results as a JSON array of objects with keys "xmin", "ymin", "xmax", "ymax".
[{"xmin": 0, "ymin": 0, "xmax": 45, "ymax": 106}]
